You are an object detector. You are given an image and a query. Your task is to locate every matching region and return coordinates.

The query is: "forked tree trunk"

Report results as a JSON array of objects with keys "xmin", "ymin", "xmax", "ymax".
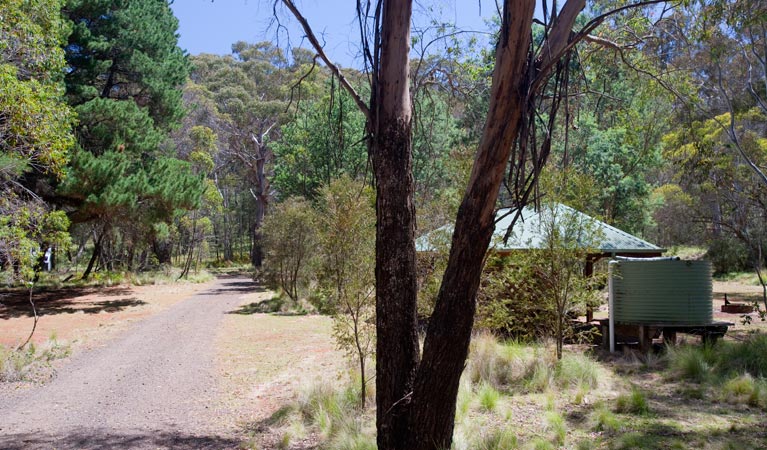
[{"xmin": 283, "ymin": 0, "xmax": 587, "ymax": 448}]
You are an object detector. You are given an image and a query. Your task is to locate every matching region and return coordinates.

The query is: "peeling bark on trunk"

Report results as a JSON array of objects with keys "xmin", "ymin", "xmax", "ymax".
[
  {"xmin": 406, "ymin": 3, "xmax": 535, "ymax": 447},
  {"xmin": 373, "ymin": 1, "xmax": 420, "ymax": 448}
]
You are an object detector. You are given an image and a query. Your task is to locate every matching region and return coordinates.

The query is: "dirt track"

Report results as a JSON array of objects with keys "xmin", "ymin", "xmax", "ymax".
[{"xmin": 0, "ymin": 276, "xmax": 255, "ymax": 449}]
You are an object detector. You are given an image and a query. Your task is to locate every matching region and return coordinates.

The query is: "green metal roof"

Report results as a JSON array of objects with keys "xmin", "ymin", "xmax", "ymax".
[{"xmin": 416, "ymin": 203, "xmax": 663, "ymax": 254}]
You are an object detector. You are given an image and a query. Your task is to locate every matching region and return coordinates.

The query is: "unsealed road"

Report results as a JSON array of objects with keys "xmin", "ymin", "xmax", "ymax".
[{"xmin": 0, "ymin": 276, "xmax": 256, "ymax": 449}]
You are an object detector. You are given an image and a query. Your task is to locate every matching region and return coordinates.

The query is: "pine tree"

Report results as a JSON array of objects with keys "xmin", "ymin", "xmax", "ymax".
[{"xmin": 60, "ymin": 0, "xmax": 201, "ymax": 276}]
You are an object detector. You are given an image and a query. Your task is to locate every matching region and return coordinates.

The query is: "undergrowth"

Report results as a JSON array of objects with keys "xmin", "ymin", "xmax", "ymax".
[
  {"xmin": 249, "ymin": 332, "xmax": 767, "ymax": 449},
  {"xmin": 0, "ymin": 337, "xmax": 70, "ymax": 382},
  {"xmin": 666, "ymin": 335, "xmax": 767, "ymax": 409}
]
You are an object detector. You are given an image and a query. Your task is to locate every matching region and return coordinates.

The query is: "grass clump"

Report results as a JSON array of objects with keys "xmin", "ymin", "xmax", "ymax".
[
  {"xmin": 717, "ymin": 334, "xmax": 767, "ymax": 378},
  {"xmin": 592, "ymin": 405, "xmax": 624, "ymax": 433},
  {"xmin": 295, "ymin": 380, "xmax": 374, "ymax": 448},
  {"xmin": 473, "ymin": 427, "xmax": 519, "ymax": 450},
  {"xmin": 544, "ymin": 410, "xmax": 567, "ymax": 446},
  {"xmin": 722, "ymin": 374, "xmax": 767, "ymax": 409},
  {"xmin": 614, "ymin": 432, "xmax": 654, "ymax": 449},
  {"xmin": 666, "ymin": 344, "xmax": 714, "ymax": 383},
  {"xmin": 478, "ymin": 382, "xmax": 501, "ymax": 412},
  {"xmin": 467, "ymin": 333, "xmax": 514, "ymax": 388},
  {"xmin": 556, "ymin": 352, "xmax": 600, "ymax": 390},
  {"xmin": 0, "ymin": 338, "xmax": 70, "ymax": 382},
  {"xmin": 615, "ymin": 386, "xmax": 650, "ymax": 415}
]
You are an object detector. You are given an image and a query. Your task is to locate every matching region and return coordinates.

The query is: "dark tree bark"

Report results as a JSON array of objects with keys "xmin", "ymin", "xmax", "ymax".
[
  {"xmin": 81, "ymin": 231, "xmax": 104, "ymax": 280},
  {"xmin": 279, "ymin": 0, "xmax": 625, "ymax": 448},
  {"xmin": 152, "ymin": 237, "xmax": 172, "ymax": 265},
  {"xmin": 371, "ymin": 2, "xmax": 420, "ymax": 446},
  {"xmin": 407, "ymin": 3, "xmax": 536, "ymax": 446}
]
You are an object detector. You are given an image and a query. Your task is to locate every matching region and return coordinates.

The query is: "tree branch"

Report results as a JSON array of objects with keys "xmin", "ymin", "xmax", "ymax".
[{"xmin": 279, "ymin": 0, "xmax": 371, "ymax": 121}]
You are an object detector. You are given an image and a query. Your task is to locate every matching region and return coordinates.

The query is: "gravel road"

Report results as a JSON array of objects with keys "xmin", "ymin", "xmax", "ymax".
[{"xmin": 0, "ymin": 276, "xmax": 255, "ymax": 449}]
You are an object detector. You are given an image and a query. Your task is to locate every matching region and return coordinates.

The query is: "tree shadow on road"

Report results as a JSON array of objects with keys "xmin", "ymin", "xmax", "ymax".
[
  {"xmin": 229, "ymin": 296, "xmax": 284, "ymax": 314},
  {"xmin": 203, "ymin": 279, "xmax": 265, "ymax": 295},
  {"xmin": 0, "ymin": 430, "xmax": 242, "ymax": 450}
]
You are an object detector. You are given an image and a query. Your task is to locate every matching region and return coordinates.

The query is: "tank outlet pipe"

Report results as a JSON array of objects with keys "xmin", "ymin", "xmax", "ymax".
[{"xmin": 608, "ymin": 260, "xmax": 618, "ymax": 353}]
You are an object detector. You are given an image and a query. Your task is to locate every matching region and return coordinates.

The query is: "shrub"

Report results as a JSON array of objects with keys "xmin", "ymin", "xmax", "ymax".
[
  {"xmin": 261, "ymin": 197, "xmax": 317, "ymax": 302},
  {"xmin": 706, "ymin": 237, "xmax": 750, "ymax": 274}
]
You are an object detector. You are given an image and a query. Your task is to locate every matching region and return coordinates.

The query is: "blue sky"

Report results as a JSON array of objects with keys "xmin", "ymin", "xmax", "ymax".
[{"xmin": 170, "ymin": 0, "xmax": 500, "ymax": 67}]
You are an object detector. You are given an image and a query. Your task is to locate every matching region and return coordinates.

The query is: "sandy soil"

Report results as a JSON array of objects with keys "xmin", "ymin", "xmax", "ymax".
[
  {"xmin": 216, "ymin": 291, "xmax": 345, "ymax": 425},
  {"xmin": 0, "ymin": 282, "xmax": 210, "ymax": 348}
]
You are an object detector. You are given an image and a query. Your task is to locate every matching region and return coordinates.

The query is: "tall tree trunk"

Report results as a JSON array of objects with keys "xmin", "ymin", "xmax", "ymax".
[
  {"xmin": 372, "ymin": 1, "xmax": 420, "ymax": 448},
  {"xmin": 251, "ymin": 198, "xmax": 265, "ymax": 267},
  {"xmin": 248, "ymin": 132, "xmax": 271, "ymax": 268},
  {"xmin": 407, "ymin": 3, "xmax": 535, "ymax": 447}
]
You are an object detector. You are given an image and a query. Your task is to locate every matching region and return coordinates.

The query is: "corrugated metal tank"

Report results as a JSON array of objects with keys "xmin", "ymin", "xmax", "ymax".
[{"xmin": 612, "ymin": 259, "xmax": 713, "ymax": 325}]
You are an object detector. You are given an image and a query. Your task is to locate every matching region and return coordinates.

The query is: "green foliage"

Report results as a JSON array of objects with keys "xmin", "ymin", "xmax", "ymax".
[
  {"xmin": 272, "ymin": 87, "xmax": 367, "ymax": 200},
  {"xmin": 0, "ymin": 66, "xmax": 74, "ymax": 178},
  {"xmin": 649, "ymin": 184, "xmax": 699, "ymax": 247},
  {"xmin": 58, "ymin": 0, "xmax": 198, "ymax": 276},
  {"xmin": 706, "ymin": 236, "xmax": 750, "ymax": 274},
  {"xmin": 315, "ymin": 176, "xmax": 376, "ymax": 408},
  {"xmin": 64, "ymin": 0, "xmax": 189, "ymax": 128},
  {"xmin": 73, "ymin": 98, "xmax": 163, "ymax": 157},
  {"xmin": 0, "ymin": 195, "xmax": 71, "ymax": 283},
  {"xmin": 261, "ymin": 197, "xmax": 317, "ymax": 301},
  {"xmin": 0, "ymin": 0, "xmax": 75, "ymax": 283},
  {"xmin": 476, "ymin": 202, "xmax": 605, "ymax": 358}
]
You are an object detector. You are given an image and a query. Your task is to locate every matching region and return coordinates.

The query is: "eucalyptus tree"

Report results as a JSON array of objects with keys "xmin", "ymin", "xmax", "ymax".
[
  {"xmin": 189, "ymin": 44, "xmax": 330, "ymax": 266},
  {"xmin": 278, "ymin": 0, "xmax": 668, "ymax": 448}
]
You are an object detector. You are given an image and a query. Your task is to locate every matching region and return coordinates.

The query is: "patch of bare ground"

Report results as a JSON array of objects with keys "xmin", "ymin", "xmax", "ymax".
[
  {"xmin": 215, "ymin": 290, "xmax": 345, "ymax": 448},
  {"xmin": 712, "ymin": 279, "xmax": 767, "ymax": 338},
  {"xmin": 0, "ymin": 281, "xmax": 212, "ymax": 349}
]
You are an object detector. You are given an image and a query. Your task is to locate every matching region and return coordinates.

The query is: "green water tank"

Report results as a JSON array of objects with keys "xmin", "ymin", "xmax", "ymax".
[{"xmin": 611, "ymin": 259, "xmax": 713, "ymax": 325}]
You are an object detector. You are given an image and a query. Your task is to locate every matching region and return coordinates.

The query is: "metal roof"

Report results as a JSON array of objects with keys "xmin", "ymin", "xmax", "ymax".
[{"xmin": 416, "ymin": 203, "xmax": 663, "ymax": 255}]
